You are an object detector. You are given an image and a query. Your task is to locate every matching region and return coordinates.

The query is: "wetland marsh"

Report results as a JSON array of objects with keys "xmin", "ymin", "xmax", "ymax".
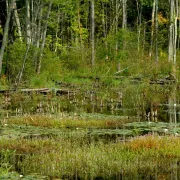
[{"xmin": 0, "ymin": 82, "xmax": 180, "ymax": 179}]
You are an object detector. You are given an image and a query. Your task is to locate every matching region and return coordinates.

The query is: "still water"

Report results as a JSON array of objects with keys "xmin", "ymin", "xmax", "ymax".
[{"xmin": 0, "ymin": 84, "xmax": 179, "ymax": 123}]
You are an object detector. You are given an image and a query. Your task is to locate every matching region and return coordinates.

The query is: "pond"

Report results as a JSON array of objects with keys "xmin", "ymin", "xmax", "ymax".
[{"xmin": 0, "ymin": 83, "xmax": 179, "ymax": 122}]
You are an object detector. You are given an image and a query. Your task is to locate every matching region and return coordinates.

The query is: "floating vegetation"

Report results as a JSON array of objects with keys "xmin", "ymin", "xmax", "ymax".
[{"xmin": 125, "ymin": 122, "xmax": 180, "ymax": 136}]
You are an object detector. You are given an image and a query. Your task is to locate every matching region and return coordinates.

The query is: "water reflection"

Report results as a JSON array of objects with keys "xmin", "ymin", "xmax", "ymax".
[{"xmin": 0, "ymin": 84, "xmax": 180, "ymax": 123}]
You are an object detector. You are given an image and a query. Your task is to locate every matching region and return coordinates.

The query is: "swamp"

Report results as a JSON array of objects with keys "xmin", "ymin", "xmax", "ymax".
[
  {"xmin": 0, "ymin": 0, "xmax": 180, "ymax": 179},
  {"xmin": 0, "ymin": 79, "xmax": 180, "ymax": 179}
]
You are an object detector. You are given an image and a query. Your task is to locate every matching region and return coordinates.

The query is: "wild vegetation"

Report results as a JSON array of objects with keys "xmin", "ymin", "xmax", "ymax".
[
  {"xmin": 0, "ymin": 115, "xmax": 180, "ymax": 179},
  {"xmin": 0, "ymin": 0, "xmax": 179, "ymax": 87},
  {"xmin": 0, "ymin": 0, "xmax": 180, "ymax": 179}
]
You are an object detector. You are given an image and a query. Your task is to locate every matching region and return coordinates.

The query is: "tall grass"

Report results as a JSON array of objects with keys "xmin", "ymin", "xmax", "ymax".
[
  {"xmin": 7, "ymin": 115, "xmax": 133, "ymax": 129},
  {"xmin": 0, "ymin": 135, "xmax": 180, "ymax": 179}
]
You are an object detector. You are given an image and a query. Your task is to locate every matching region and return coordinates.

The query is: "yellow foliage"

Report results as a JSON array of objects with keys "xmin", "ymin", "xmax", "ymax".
[{"xmin": 158, "ymin": 12, "xmax": 168, "ymax": 24}]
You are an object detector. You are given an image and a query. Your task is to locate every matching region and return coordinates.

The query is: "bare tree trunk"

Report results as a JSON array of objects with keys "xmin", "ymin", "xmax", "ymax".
[
  {"xmin": 178, "ymin": 5, "xmax": 180, "ymax": 48},
  {"xmin": 168, "ymin": 0, "xmax": 178, "ymax": 76},
  {"xmin": 91, "ymin": 0, "xmax": 95, "ymax": 67},
  {"xmin": 149, "ymin": 0, "xmax": 155, "ymax": 58},
  {"xmin": 102, "ymin": 2, "xmax": 108, "ymax": 61},
  {"xmin": 115, "ymin": 0, "xmax": 120, "ymax": 71},
  {"xmin": 136, "ymin": 0, "xmax": 142, "ymax": 53},
  {"xmin": 33, "ymin": 2, "xmax": 43, "ymax": 68},
  {"xmin": 16, "ymin": 43, "xmax": 31, "ymax": 87},
  {"xmin": 30, "ymin": 0, "xmax": 35, "ymax": 44},
  {"xmin": 31, "ymin": 0, "xmax": 42, "ymax": 45},
  {"xmin": 26, "ymin": 0, "xmax": 31, "ymax": 45},
  {"xmin": 37, "ymin": 2, "xmax": 52, "ymax": 74},
  {"xmin": 6, "ymin": 0, "xmax": 9, "ymax": 14},
  {"xmin": 142, "ymin": 23, "xmax": 146, "ymax": 57},
  {"xmin": 122, "ymin": 0, "xmax": 127, "ymax": 29},
  {"xmin": 13, "ymin": 0, "xmax": 22, "ymax": 41},
  {"xmin": 77, "ymin": 3, "xmax": 82, "ymax": 45},
  {"xmin": 168, "ymin": 0, "xmax": 174, "ymax": 62},
  {"xmin": 120, "ymin": 0, "xmax": 127, "ymax": 72},
  {"xmin": 0, "ymin": 0, "xmax": 14, "ymax": 75},
  {"xmin": 54, "ymin": 5, "xmax": 60, "ymax": 53},
  {"xmin": 155, "ymin": 0, "xmax": 158, "ymax": 63},
  {"xmin": 173, "ymin": 0, "xmax": 178, "ymax": 65},
  {"xmin": 36, "ymin": 3, "xmax": 43, "ymax": 49},
  {"xmin": 77, "ymin": 3, "xmax": 84, "ymax": 62}
]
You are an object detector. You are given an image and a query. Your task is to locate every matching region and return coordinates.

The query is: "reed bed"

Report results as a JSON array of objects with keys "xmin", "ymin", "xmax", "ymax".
[
  {"xmin": 7, "ymin": 115, "xmax": 133, "ymax": 129},
  {"xmin": 0, "ymin": 135, "xmax": 180, "ymax": 179}
]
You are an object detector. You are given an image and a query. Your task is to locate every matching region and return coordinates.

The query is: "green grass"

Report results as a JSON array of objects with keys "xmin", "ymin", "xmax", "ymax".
[{"xmin": 7, "ymin": 115, "xmax": 133, "ymax": 129}]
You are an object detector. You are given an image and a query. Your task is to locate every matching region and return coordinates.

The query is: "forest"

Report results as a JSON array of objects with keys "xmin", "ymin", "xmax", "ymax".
[
  {"xmin": 0, "ymin": 0, "xmax": 179, "ymax": 87},
  {"xmin": 0, "ymin": 0, "xmax": 180, "ymax": 179}
]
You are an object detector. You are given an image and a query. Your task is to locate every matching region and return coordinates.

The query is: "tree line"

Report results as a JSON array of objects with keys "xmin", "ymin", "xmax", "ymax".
[{"xmin": 0, "ymin": 0, "xmax": 179, "ymax": 86}]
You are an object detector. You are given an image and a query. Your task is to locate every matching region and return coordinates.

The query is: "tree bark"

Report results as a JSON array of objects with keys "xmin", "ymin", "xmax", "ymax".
[
  {"xmin": 0, "ymin": 0, "xmax": 14, "ymax": 75},
  {"xmin": 37, "ymin": 2, "xmax": 52, "ymax": 74},
  {"xmin": 168, "ymin": 0, "xmax": 174, "ymax": 62},
  {"xmin": 26, "ymin": 0, "xmax": 31, "ymax": 45},
  {"xmin": 13, "ymin": 0, "xmax": 22, "ymax": 41},
  {"xmin": 115, "ymin": 0, "xmax": 120, "ymax": 71},
  {"xmin": 54, "ymin": 5, "xmax": 61, "ymax": 53},
  {"xmin": 16, "ymin": 43, "xmax": 31, "ymax": 87},
  {"xmin": 168, "ymin": 0, "xmax": 178, "ymax": 70},
  {"xmin": 91, "ymin": 0, "xmax": 95, "ymax": 67},
  {"xmin": 149, "ymin": 0, "xmax": 155, "ymax": 58},
  {"xmin": 173, "ymin": 0, "xmax": 178, "ymax": 65},
  {"xmin": 136, "ymin": 0, "xmax": 142, "ymax": 53},
  {"xmin": 122, "ymin": 0, "xmax": 127, "ymax": 29},
  {"xmin": 155, "ymin": 0, "xmax": 158, "ymax": 63}
]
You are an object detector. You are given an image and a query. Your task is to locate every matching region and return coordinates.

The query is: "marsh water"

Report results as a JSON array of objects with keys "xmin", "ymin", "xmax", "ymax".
[
  {"xmin": 1, "ymin": 83, "xmax": 180, "ymax": 139},
  {"xmin": 0, "ymin": 83, "xmax": 179, "ymax": 122},
  {"xmin": 0, "ymin": 83, "xmax": 180, "ymax": 179}
]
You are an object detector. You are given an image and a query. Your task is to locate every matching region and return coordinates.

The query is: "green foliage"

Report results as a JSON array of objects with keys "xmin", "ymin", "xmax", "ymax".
[
  {"xmin": 41, "ymin": 48, "xmax": 62, "ymax": 80},
  {"xmin": 96, "ymin": 29, "xmax": 138, "ymax": 63},
  {"xmin": 0, "ymin": 0, "xmax": 179, "ymax": 88},
  {"xmin": 5, "ymin": 40, "xmax": 35, "ymax": 83}
]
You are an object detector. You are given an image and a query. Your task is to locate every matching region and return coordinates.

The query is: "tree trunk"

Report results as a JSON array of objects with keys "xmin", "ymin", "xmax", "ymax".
[
  {"xmin": 136, "ymin": 0, "xmax": 142, "ymax": 53},
  {"xmin": 173, "ymin": 0, "xmax": 178, "ymax": 65},
  {"xmin": 149, "ymin": 0, "xmax": 155, "ymax": 58},
  {"xmin": 168, "ymin": 0, "xmax": 178, "ymax": 74},
  {"xmin": 33, "ymin": 2, "xmax": 43, "ymax": 68},
  {"xmin": 115, "ymin": 0, "xmax": 120, "ymax": 71},
  {"xmin": 120, "ymin": 0, "xmax": 127, "ymax": 71},
  {"xmin": 37, "ymin": 2, "xmax": 52, "ymax": 74},
  {"xmin": 168, "ymin": 0, "xmax": 174, "ymax": 62},
  {"xmin": 13, "ymin": 0, "xmax": 22, "ymax": 41},
  {"xmin": 16, "ymin": 43, "xmax": 31, "ymax": 87},
  {"xmin": 36, "ymin": 3, "xmax": 43, "ymax": 49},
  {"xmin": 178, "ymin": 4, "xmax": 180, "ymax": 49},
  {"xmin": 91, "ymin": 0, "xmax": 95, "ymax": 67},
  {"xmin": 0, "ymin": 0, "xmax": 14, "ymax": 75},
  {"xmin": 26, "ymin": 0, "xmax": 31, "ymax": 45},
  {"xmin": 155, "ymin": 0, "xmax": 158, "ymax": 63},
  {"xmin": 122, "ymin": 0, "xmax": 127, "ymax": 29},
  {"xmin": 54, "ymin": 6, "xmax": 61, "ymax": 53}
]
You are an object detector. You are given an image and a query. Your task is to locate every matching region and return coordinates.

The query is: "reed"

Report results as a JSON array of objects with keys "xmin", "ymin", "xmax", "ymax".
[
  {"xmin": 7, "ymin": 115, "xmax": 133, "ymax": 129},
  {"xmin": 0, "ymin": 135, "xmax": 180, "ymax": 179}
]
